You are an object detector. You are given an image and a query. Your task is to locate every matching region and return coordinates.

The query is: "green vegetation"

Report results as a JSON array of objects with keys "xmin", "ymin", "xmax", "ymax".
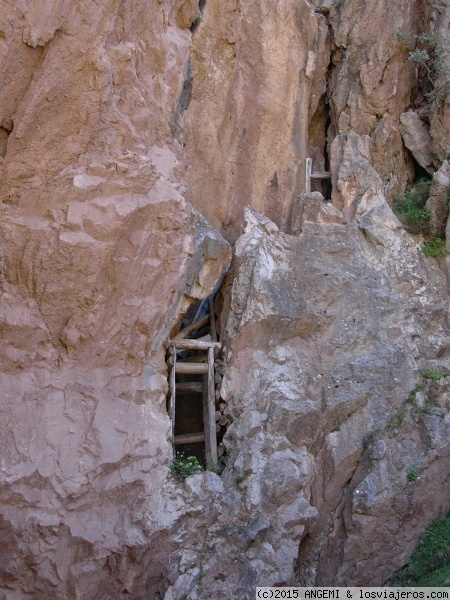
[
  {"xmin": 406, "ymin": 468, "xmax": 419, "ymax": 482},
  {"xmin": 422, "ymin": 237, "xmax": 448, "ymax": 258},
  {"xmin": 397, "ymin": 29, "xmax": 450, "ymax": 106},
  {"xmin": 420, "ymin": 367, "xmax": 450, "ymax": 380},
  {"xmin": 390, "ymin": 511, "xmax": 450, "ymax": 585},
  {"xmin": 392, "ymin": 178, "xmax": 432, "ymax": 235},
  {"xmin": 388, "ymin": 409, "xmax": 406, "ymax": 432},
  {"xmin": 235, "ymin": 473, "xmax": 244, "ymax": 485},
  {"xmin": 414, "ymin": 399, "xmax": 437, "ymax": 415},
  {"xmin": 405, "ymin": 382, "xmax": 425, "ymax": 404},
  {"xmin": 363, "ymin": 428, "xmax": 383, "ymax": 450},
  {"xmin": 170, "ymin": 455, "xmax": 204, "ymax": 481},
  {"xmin": 392, "ymin": 179, "xmax": 450, "ymax": 258}
]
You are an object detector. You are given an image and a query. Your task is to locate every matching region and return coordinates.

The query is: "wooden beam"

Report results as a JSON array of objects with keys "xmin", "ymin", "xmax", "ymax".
[
  {"xmin": 174, "ymin": 432, "xmax": 205, "ymax": 445},
  {"xmin": 310, "ymin": 171, "xmax": 331, "ymax": 179},
  {"xmin": 175, "ymin": 362, "xmax": 209, "ymax": 374},
  {"xmin": 169, "ymin": 354, "xmax": 176, "ymax": 445},
  {"xmin": 173, "ymin": 314, "xmax": 209, "ymax": 340},
  {"xmin": 176, "ymin": 382, "xmax": 203, "ymax": 395},
  {"xmin": 204, "ymin": 346, "xmax": 218, "ymax": 468},
  {"xmin": 170, "ymin": 339, "xmax": 221, "ymax": 350},
  {"xmin": 306, "ymin": 157, "xmax": 312, "ymax": 193},
  {"xmin": 176, "ymin": 354, "xmax": 208, "ymax": 363}
]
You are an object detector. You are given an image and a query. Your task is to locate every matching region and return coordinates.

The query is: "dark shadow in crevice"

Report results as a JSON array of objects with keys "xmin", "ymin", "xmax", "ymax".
[
  {"xmin": 190, "ymin": 0, "xmax": 207, "ymax": 34},
  {"xmin": 170, "ymin": 58, "xmax": 193, "ymax": 145},
  {"xmin": 0, "ymin": 126, "xmax": 11, "ymax": 160},
  {"xmin": 322, "ymin": 116, "xmax": 332, "ymax": 200}
]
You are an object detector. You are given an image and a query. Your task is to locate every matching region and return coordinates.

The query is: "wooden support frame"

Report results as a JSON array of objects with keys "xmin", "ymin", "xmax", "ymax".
[
  {"xmin": 174, "ymin": 432, "xmax": 205, "ymax": 445},
  {"xmin": 170, "ymin": 339, "xmax": 221, "ymax": 351},
  {"xmin": 168, "ymin": 307, "xmax": 220, "ymax": 470},
  {"xmin": 175, "ymin": 362, "xmax": 209, "ymax": 374},
  {"xmin": 305, "ymin": 157, "xmax": 331, "ymax": 193},
  {"xmin": 175, "ymin": 382, "xmax": 203, "ymax": 395}
]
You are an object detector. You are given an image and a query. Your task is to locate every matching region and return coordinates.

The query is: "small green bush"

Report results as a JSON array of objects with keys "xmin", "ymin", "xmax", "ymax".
[
  {"xmin": 393, "ymin": 179, "xmax": 432, "ymax": 234},
  {"xmin": 407, "ymin": 468, "xmax": 419, "ymax": 482},
  {"xmin": 388, "ymin": 409, "xmax": 405, "ymax": 431},
  {"xmin": 170, "ymin": 456, "xmax": 204, "ymax": 481},
  {"xmin": 405, "ymin": 383, "xmax": 425, "ymax": 404},
  {"xmin": 397, "ymin": 29, "xmax": 450, "ymax": 106},
  {"xmin": 390, "ymin": 510, "xmax": 450, "ymax": 585},
  {"xmin": 414, "ymin": 400, "xmax": 437, "ymax": 415},
  {"xmin": 422, "ymin": 238, "xmax": 448, "ymax": 258}
]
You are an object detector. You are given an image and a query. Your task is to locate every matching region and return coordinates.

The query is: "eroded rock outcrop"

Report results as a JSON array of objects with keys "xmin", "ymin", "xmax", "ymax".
[
  {"xmin": 0, "ymin": 0, "xmax": 449, "ymax": 597},
  {"xmin": 216, "ymin": 202, "xmax": 449, "ymax": 589},
  {"xmin": 0, "ymin": 1, "xmax": 233, "ymax": 597}
]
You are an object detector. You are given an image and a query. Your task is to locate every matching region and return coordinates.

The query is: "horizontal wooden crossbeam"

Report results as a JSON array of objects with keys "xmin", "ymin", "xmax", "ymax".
[
  {"xmin": 170, "ymin": 339, "xmax": 221, "ymax": 350},
  {"xmin": 176, "ymin": 382, "xmax": 203, "ymax": 395},
  {"xmin": 175, "ymin": 362, "xmax": 209, "ymax": 374},
  {"xmin": 310, "ymin": 171, "xmax": 331, "ymax": 179},
  {"xmin": 174, "ymin": 432, "xmax": 205, "ymax": 445}
]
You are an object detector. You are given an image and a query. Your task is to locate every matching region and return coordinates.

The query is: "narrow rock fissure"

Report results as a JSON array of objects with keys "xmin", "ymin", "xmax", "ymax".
[
  {"xmin": 0, "ymin": 126, "xmax": 11, "ymax": 161},
  {"xmin": 189, "ymin": 0, "xmax": 207, "ymax": 34},
  {"xmin": 322, "ymin": 115, "xmax": 332, "ymax": 199},
  {"xmin": 306, "ymin": 10, "xmax": 334, "ymax": 200},
  {"xmin": 170, "ymin": 58, "xmax": 193, "ymax": 146}
]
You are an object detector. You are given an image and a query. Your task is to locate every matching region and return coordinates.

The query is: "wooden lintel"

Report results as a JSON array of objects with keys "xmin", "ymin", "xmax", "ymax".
[
  {"xmin": 170, "ymin": 339, "xmax": 221, "ymax": 350},
  {"xmin": 175, "ymin": 362, "xmax": 209, "ymax": 374},
  {"xmin": 174, "ymin": 432, "xmax": 205, "ymax": 445}
]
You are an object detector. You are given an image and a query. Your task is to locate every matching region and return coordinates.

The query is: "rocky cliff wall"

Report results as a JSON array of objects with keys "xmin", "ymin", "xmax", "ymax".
[{"xmin": 0, "ymin": 0, "xmax": 449, "ymax": 598}]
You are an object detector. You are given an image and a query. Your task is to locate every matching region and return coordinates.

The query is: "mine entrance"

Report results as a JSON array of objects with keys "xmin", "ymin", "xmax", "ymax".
[
  {"xmin": 167, "ymin": 296, "xmax": 220, "ymax": 468},
  {"xmin": 306, "ymin": 157, "xmax": 331, "ymax": 197}
]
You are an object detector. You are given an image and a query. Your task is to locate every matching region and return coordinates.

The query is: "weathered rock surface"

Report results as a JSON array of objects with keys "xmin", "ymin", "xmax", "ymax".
[
  {"xmin": 0, "ymin": 1, "xmax": 231, "ymax": 597},
  {"xmin": 399, "ymin": 110, "xmax": 434, "ymax": 174},
  {"xmin": 184, "ymin": 0, "xmax": 331, "ymax": 240},
  {"xmin": 0, "ymin": 0, "xmax": 449, "ymax": 597},
  {"xmin": 215, "ymin": 204, "xmax": 450, "ymax": 588},
  {"xmin": 428, "ymin": 159, "xmax": 450, "ymax": 237},
  {"xmin": 327, "ymin": 0, "xmax": 440, "ymax": 200}
]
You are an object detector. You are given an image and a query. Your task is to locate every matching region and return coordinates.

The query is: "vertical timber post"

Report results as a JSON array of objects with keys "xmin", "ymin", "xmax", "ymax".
[
  {"xmin": 305, "ymin": 157, "xmax": 312, "ymax": 194},
  {"xmin": 204, "ymin": 346, "xmax": 218, "ymax": 468},
  {"xmin": 169, "ymin": 347, "xmax": 176, "ymax": 448}
]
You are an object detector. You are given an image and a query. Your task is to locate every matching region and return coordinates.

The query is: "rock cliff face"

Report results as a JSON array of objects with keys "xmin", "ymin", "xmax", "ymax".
[{"xmin": 0, "ymin": 0, "xmax": 449, "ymax": 598}]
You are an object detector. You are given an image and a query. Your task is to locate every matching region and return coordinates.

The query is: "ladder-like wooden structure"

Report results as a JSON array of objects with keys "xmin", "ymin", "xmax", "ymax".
[
  {"xmin": 305, "ymin": 157, "xmax": 331, "ymax": 193},
  {"xmin": 167, "ymin": 302, "xmax": 221, "ymax": 468}
]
